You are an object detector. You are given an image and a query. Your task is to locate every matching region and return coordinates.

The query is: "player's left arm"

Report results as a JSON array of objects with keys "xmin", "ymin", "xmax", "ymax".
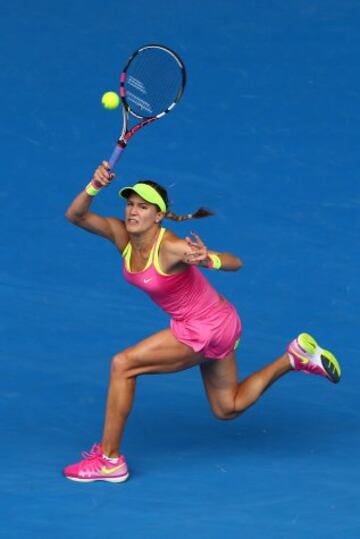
[{"xmin": 162, "ymin": 231, "xmax": 243, "ymax": 272}]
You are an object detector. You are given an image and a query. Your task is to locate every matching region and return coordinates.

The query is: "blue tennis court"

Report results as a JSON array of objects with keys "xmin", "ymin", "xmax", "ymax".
[{"xmin": 1, "ymin": 1, "xmax": 359, "ymax": 538}]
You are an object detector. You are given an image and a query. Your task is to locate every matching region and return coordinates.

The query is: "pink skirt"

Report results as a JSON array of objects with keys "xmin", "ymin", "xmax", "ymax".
[{"xmin": 170, "ymin": 298, "xmax": 241, "ymax": 359}]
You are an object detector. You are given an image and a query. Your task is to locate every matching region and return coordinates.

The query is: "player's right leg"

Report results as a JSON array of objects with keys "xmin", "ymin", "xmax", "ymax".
[{"xmin": 63, "ymin": 328, "xmax": 203, "ymax": 483}]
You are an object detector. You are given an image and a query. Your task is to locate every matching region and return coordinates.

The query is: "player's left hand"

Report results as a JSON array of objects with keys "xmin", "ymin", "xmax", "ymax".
[{"xmin": 184, "ymin": 232, "xmax": 209, "ymax": 267}]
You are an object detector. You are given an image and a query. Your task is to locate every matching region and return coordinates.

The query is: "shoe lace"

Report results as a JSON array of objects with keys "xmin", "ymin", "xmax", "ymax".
[
  {"xmin": 81, "ymin": 443, "xmax": 102, "ymax": 460},
  {"xmin": 78, "ymin": 445, "xmax": 105, "ymax": 475}
]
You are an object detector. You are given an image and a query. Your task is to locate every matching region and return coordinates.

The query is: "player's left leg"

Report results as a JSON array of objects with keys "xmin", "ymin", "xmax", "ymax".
[
  {"xmin": 200, "ymin": 352, "xmax": 291, "ymax": 420},
  {"xmin": 200, "ymin": 333, "xmax": 341, "ymax": 420}
]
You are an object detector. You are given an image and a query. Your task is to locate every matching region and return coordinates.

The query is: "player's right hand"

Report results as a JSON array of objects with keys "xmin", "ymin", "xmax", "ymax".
[{"xmin": 92, "ymin": 161, "xmax": 116, "ymax": 187}]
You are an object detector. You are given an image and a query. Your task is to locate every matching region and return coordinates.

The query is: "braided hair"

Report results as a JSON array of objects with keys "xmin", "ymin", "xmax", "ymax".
[{"xmin": 140, "ymin": 180, "xmax": 214, "ymax": 222}]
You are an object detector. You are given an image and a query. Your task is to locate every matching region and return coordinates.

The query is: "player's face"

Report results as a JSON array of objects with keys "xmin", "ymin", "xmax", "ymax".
[{"xmin": 125, "ymin": 194, "xmax": 162, "ymax": 233}]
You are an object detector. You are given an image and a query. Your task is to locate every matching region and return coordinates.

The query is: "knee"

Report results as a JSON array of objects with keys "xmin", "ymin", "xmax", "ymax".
[
  {"xmin": 110, "ymin": 351, "xmax": 134, "ymax": 379},
  {"xmin": 211, "ymin": 401, "xmax": 240, "ymax": 421}
]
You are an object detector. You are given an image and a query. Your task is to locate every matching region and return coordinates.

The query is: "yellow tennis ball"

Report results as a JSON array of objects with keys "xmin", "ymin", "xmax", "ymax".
[{"xmin": 101, "ymin": 91, "xmax": 120, "ymax": 110}]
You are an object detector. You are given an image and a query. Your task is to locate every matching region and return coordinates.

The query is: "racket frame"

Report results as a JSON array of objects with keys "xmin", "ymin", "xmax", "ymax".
[{"xmin": 108, "ymin": 44, "xmax": 186, "ymax": 170}]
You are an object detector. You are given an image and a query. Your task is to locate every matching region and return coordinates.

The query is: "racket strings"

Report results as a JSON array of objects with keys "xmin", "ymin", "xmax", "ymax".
[{"xmin": 125, "ymin": 48, "xmax": 184, "ymax": 118}]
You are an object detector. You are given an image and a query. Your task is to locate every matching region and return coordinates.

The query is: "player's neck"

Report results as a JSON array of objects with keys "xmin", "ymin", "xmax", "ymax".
[{"xmin": 130, "ymin": 225, "xmax": 160, "ymax": 252}]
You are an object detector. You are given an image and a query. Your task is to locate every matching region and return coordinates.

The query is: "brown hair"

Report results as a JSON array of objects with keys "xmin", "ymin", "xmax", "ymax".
[{"xmin": 140, "ymin": 180, "xmax": 214, "ymax": 221}]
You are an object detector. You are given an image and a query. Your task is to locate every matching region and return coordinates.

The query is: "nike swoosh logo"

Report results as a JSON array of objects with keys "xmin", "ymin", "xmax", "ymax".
[
  {"xmin": 101, "ymin": 463, "xmax": 127, "ymax": 475},
  {"xmin": 143, "ymin": 278, "xmax": 152, "ymax": 283}
]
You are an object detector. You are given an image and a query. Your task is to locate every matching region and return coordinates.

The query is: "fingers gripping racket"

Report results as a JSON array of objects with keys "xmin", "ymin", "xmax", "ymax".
[{"xmin": 107, "ymin": 44, "xmax": 186, "ymax": 171}]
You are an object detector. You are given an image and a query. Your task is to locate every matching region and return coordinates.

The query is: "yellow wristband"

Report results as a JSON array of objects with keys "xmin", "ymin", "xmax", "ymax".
[
  {"xmin": 208, "ymin": 253, "xmax": 222, "ymax": 270},
  {"xmin": 85, "ymin": 181, "xmax": 101, "ymax": 197}
]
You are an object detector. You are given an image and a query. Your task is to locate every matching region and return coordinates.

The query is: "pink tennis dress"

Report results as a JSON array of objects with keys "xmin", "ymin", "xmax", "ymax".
[{"xmin": 122, "ymin": 228, "xmax": 241, "ymax": 359}]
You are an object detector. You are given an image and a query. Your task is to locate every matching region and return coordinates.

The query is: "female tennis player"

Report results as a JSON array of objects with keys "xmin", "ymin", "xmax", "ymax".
[{"xmin": 63, "ymin": 161, "xmax": 341, "ymax": 483}]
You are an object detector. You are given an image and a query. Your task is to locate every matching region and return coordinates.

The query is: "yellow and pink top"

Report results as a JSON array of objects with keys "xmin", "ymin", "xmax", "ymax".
[{"xmin": 122, "ymin": 228, "xmax": 241, "ymax": 359}]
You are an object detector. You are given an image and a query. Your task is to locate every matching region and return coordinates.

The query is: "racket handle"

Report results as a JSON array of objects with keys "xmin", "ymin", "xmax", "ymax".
[{"xmin": 108, "ymin": 143, "xmax": 125, "ymax": 171}]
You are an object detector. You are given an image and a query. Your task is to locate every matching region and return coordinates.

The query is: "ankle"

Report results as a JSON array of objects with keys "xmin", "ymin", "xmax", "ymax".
[{"xmin": 102, "ymin": 446, "xmax": 120, "ymax": 459}]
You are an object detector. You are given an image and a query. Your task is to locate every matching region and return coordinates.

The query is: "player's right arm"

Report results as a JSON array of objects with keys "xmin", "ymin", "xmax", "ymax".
[{"xmin": 65, "ymin": 161, "xmax": 129, "ymax": 250}]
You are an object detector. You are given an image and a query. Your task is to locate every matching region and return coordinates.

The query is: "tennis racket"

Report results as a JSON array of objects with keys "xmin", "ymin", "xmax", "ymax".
[{"xmin": 107, "ymin": 44, "xmax": 186, "ymax": 171}]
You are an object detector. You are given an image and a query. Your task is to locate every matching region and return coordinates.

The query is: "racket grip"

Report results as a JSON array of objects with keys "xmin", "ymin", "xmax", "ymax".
[{"xmin": 108, "ymin": 143, "xmax": 125, "ymax": 171}]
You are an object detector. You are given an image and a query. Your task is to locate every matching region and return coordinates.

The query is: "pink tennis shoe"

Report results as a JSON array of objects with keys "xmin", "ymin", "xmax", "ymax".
[
  {"xmin": 63, "ymin": 444, "xmax": 129, "ymax": 483},
  {"xmin": 288, "ymin": 333, "xmax": 341, "ymax": 384}
]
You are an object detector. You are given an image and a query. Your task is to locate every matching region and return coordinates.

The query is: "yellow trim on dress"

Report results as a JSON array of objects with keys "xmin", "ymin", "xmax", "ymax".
[
  {"xmin": 122, "ymin": 227, "xmax": 167, "ymax": 274},
  {"xmin": 153, "ymin": 228, "xmax": 170, "ymax": 276},
  {"xmin": 122, "ymin": 242, "xmax": 131, "ymax": 271}
]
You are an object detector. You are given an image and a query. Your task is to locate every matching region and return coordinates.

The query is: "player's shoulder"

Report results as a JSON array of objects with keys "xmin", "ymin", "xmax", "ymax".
[
  {"xmin": 163, "ymin": 227, "xmax": 178, "ymax": 241},
  {"xmin": 107, "ymin": 217, "xmax": 129, "ymax": 251},
  {"xmin": 162, "ymin": 228, "xmax": 186, "ymax": 253}
]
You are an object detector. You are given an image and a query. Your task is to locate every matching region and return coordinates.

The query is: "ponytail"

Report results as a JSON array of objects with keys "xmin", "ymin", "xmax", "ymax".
[
  {"xmin": 137, "ymin": 180, "xmax": 214, "ymax": 222},
  {"xmin": 165, "ymin": 207, "xmax": 214, "ymax": 222}
]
